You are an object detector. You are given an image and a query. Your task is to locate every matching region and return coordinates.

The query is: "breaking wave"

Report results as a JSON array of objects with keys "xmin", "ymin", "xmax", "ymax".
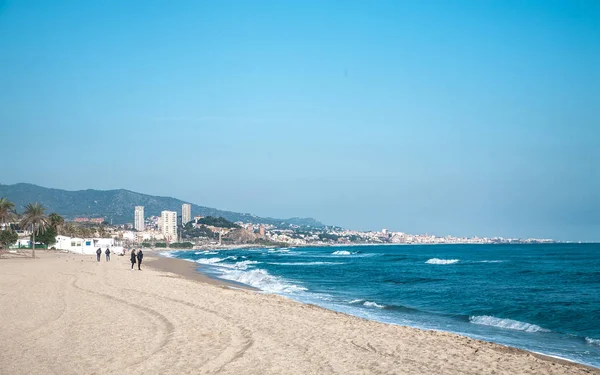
[
  {"xmin": 426, "ymin": 258, "xmax": 459, "ymax": 265},
  {"xmin": 332, "ymin": 250, "xmax": 352, "ymax": 255},
  {"xmin": 469, "ymin": 315, "xmax": 549, "ymax": 333},
  {"xmin": 220, "ymin": 269, "xmax": 307, "ymax": 294},
  {"xmin": 586, "ymin": 337, "xmax": 600, "ymax": 346},
  {"xmin": 349, "ymin": 299, "xmax": 386, "ymax": 309},
  {"xmin": 363, "ymin": 301, "xmax": 386, "ymax": 309}
]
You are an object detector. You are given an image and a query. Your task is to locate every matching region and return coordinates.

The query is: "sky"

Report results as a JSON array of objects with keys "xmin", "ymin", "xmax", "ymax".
[{"xmin": 1, "ymin": 0, "xmax": 599, "ymax": 241}]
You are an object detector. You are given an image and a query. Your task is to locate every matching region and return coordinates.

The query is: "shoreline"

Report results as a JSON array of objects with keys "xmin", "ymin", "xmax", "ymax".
[
  {"xmin": 152, "ymin": 250, "xmax": 600, "ymax": 372},
  {"xmin": 1, "ymin": 250, "xmax": 598, "ymax": 374}
]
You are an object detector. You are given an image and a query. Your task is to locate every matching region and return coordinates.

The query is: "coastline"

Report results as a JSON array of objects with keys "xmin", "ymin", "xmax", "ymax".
[
  {"xmin": 1, "ymin": 250, "xmax": 597, "ymax": 374},
  {"xmin": 153, "ymin": 251, "xmax": 599, "ymax": 372}
]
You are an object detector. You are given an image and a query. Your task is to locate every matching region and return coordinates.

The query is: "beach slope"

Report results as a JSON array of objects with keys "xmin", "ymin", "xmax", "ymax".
[{"xmin": 0, "ymin": 252, "xmax": 596, "ymax": 375}]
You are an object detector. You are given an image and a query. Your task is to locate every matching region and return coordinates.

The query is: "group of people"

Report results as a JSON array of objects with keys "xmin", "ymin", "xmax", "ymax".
[
  {"xmin": 130, "ymin": 249, "xmax": 144, "ymax": 270},
  {"xmin": 96, "ymin": 247, "xmax": 111, "ymax": 262},
  {"xmin": 94, "ymin": 247, "xmax": 144, "ymax": 270}
]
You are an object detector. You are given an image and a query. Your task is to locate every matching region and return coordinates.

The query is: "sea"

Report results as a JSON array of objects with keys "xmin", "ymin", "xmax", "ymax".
[{"xmin": 162, "ymin": 243, "xmax": 600, "ymax": 368}]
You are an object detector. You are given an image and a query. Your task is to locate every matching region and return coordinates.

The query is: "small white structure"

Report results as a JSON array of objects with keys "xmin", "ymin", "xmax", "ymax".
[{"xmin": 54, "ymin": 235, "xmax": 118, "ymax": 255}]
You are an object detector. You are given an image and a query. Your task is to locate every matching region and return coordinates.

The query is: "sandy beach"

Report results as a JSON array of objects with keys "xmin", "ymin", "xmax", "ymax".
[{"xmin": 0, "ymin": 251, "xmax": 597, "ymax": 375}]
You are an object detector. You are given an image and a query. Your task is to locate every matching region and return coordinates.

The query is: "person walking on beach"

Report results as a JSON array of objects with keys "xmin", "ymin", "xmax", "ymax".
[
  {"xmin": 130, "ymin": 249, "xmax": 137, "ymax": 270},
  {"xmin": 137, "ymin": 249, "xmax": 144, "ymax": 270},
  {"xmin": 105, "ymin": 247, "xmax": 110, "ymax": 261},
  {"xmin": 96, "ymin": 248, "xmax": 101, "ymax": 262}
]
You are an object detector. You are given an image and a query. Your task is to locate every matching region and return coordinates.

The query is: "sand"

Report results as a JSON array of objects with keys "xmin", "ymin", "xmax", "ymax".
[{"xmin": 0, "ymin": 251, "xmax": 597, "ymax": 375}]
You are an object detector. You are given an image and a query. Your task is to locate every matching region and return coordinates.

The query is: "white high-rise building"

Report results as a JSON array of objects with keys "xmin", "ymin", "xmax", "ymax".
[
  {"xmin": 134, "ymin": 206, "xmax": 145, "ymax": 231},
  {"xmin": 161, "ymin": 211, "xmax": 177, "ymax": 242},
  {"xmin": 182, "ymin": 203, "xmax": 192, "ymax": 225}
]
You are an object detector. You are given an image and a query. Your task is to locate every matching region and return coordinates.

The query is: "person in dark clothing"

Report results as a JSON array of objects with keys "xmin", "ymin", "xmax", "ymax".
[
  {"xmin": 130, "ymin": 249, "xmax": 137, "ymax": 270},
  {"xmin": 137, "ymin": 250, "xmax": 144, "ymax": 270},
  {"xmin": 96, "ymin": 248, "xmax": 101, "ymax": 262},
  {"xmin": 105, "ymin": 248, "xmax": 110, "ymax": 261}
]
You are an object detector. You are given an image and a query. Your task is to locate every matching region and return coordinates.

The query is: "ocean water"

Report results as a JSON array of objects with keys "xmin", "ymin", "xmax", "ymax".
[{"xmin": 164, "ymin": 244, "xmax": 600, "ymax": 367}]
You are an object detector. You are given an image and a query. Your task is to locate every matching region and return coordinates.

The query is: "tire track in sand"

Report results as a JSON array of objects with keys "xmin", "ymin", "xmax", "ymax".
[
  {"xmin": 64, "ymin": 273, "xmax": 175, "ymax": 372},
  {"xmin": 114, "ymin": 285, "xmax": 254, "ymax": 374}
]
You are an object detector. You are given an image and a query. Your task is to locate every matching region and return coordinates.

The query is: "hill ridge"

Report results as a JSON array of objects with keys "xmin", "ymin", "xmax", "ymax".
[{"xmin": 0, "ymin": 183, "xmax": 324, "ymax": 228}]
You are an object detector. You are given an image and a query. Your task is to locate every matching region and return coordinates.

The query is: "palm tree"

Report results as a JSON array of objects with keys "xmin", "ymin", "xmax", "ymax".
[
  {"xmin": 20, "ymin": 202, "xmax": 50, "ymax": 258},
  {"xmin": 0, "ymin": 197, "xmax": 17, "ymax": 231},
  {"xmin": 48, "ymin": 213, "xmax": 65, "ymax": 234},
  {"xmin": 63, "ymin": 223, "xmax": 76, "ymax": 237}
]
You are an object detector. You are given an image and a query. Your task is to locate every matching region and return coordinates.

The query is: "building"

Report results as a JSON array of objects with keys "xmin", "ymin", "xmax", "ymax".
[
  {"xmin": 161, "ymin": 211, "xmax": 177, "ymax": 243},
  {"xmin": 134, "ymin": 206, "xmax": 145, "ymax": 231},
  {"xmin": 182, "ymin": 203, "xmax": 192, "ymax": 225},
  {"xmin": 89, "ymin": 218, "xmax": 104, "ymax": 224},
  {"xmin": 259, "ymin": 225, "xmax": 266, "ymax": 236}
]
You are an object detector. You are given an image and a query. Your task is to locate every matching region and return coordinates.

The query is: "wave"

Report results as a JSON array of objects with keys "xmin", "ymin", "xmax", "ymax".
[
  {"xmin": 348, "ymin": 299, "xmax": 386, "ymax": 309},
  {"xmin": 268, "ymin": 248, "xmax": 291, "ymax": 253},
  {"xmin": 477, "ymin": 260, "xmax": 504, "ymax": 263},
  {"xmin": 426, "ymin": 258, "xmax": 459, "ymax": 265},
  {"xmin": 586, "ymin": 337, "xmax": 600, "ymax": 346},
  {"xmin": 219, "ymin": 268, "xmax": 307, "ymax": 294},
  {"xmin": 195, "ymin": 251, "xmax": 218, "ymax": 255},
  {"xmin": 268, "ymin": 262, "xmax": 344, "ymax": 266},
  {"xmin": 159, "ymin": 251, "xmax": 178, "ymax": 258},
  {"xmin": 363, "ymin": 301, "xmax": 386, "ymax": 309},
  {"xmin": 195, "ymin": 257, "xmax": 226, "ymax": 265},
  {"xmin": 469, "ymin": 315, "xmax": 549, "ymax": 333},
  {"xmin": 332, "ymin": 250, "xmax": 352, "ymax": 255},
  {"xmin": 230, "ymin": 260, "xmax": 261, "ymax": 270}
]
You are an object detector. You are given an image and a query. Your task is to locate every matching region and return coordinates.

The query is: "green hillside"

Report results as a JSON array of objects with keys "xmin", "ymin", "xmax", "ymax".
[{"xmin": 0, "ymin": 183, "xmax": 324, "ymax": 228}]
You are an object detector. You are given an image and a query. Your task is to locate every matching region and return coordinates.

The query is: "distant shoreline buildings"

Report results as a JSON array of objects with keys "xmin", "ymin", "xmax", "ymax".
[
  {"xmin": 182, "ymin": 203, "xmax": 191, "ymax": 225},
  {"xmin": 134, "ymin": 206, "xmax": 144, "ymax": 232},
  {"xmin": 161, "ymin": 210, "xmax": 177, "ymax": 243}
]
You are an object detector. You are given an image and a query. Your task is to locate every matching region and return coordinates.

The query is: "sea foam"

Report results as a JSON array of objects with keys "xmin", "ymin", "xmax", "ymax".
[
  {"xmin": 363, "ymin": 301, "xmax": 386, "ymax": 309},
  {"xmin": 469, "ymin": 315, "xmax": 549, "ymax": 333},
  {"xmin": 332, "ymin": 250, "xmax": 352, "ymax": 255},
  {"xmin": 220, "ymin": 268, "xmax": 307, "ymax": 294},
  {"xmin": 195, "ymin": 257, "xmax": 225, "ymax": 265},
  {"xmin": 426, "ymin": 258, "xmax": 459, "ymax": 265},
  {"xmin": 586, "ymin": 337, "xmax": 600, "ymax": 346}
]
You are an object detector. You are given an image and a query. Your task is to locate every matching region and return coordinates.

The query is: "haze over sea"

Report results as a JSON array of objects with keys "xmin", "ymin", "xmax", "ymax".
[{"xmin": 164, "ymin": 243, "xmax": 600, "ymax": 367}]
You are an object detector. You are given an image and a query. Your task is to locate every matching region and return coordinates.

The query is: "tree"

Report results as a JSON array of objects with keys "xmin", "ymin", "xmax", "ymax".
[
  {"xmin": 48, "ymin": 213, "xmax": 65, "ymax": 234},
  {"xmin": 20, "ymin": 202, "xmax": 50, "ymax": 258},
  {"xmin": 35, "ymin": 227, "xmax": 57, "ymax": 247},
  {"xmin": 0, "ymin": 197, "xmax": 17, "ymax": 230},
  {"xmin": 0, "ymin": 229, "xmax": 18, "ymax": 249},
  {"xmin": 62, "ymin": 223, "xmax": 76, "ymax": 237}
]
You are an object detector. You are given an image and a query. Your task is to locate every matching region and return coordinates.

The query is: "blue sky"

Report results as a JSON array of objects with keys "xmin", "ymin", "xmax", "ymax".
[{"xmin": 1, "ymin": 0, "xmax": 598, "ymax": 241}]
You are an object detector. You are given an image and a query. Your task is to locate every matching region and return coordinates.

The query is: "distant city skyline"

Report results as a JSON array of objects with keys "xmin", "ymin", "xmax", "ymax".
[{"xmin": 1, "ymin": 1, "xmax": 598, "ymax": 241}]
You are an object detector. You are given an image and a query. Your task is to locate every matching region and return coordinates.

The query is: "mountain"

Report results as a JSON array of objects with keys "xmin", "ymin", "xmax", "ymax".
[{"xmin": 0, "ymin": 183, "xmax": 325, "ymax": 228}]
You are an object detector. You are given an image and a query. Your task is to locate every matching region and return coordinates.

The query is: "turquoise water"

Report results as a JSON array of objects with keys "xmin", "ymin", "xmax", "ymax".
[{"xmin": 164, "ymin": 244, "xmax": 600, "ymax": 367}]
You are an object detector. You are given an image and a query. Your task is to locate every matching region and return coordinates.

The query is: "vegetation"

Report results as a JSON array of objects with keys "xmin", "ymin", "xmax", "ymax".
[
  {"xmin": 0, "ymin": 197, "xmax": 17, "ymax": 228},
  {"xmin": 196, "ymin": 216, "xmax": 241, "ymax": 229},
  {"xmin": 48, "ymin": 212, "xmax": 65, "ymax": 234},
  {"xmin": 182, "ymin": 222, "xmax": 217, "ymax": 239},
  {"xmin": 169, "ymin": 242, "xmax": 194, "ymax": 249},
  {"xmin": 20, "ymin": 202, "xmax": 50, "ymax": 258},
  {"xmin": 154, "ymin": 242, "xmax": 167, "ymax": 248},
  {"xmin": 0, "ymin": 229, "xmax": 18, "ymax": 249},
  {"xmin": 141, "ymin": 242, "xmax": 152, "ymax": 248},
  {"xmin": 35, "ymin": 227, "xmax": 57, "ymax": 246}
]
